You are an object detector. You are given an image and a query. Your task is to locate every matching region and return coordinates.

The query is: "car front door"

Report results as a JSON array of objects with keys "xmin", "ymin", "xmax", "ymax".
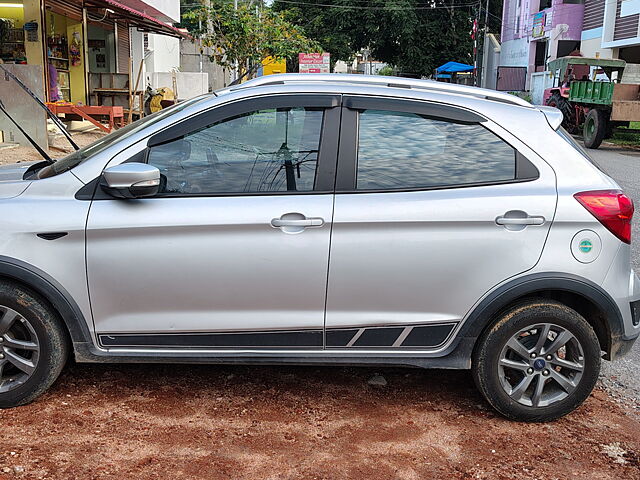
[
  {"xmin": 325, "ymin": 96, "xmax": 557, "ymax": 350},
  {"xmin": 86, "ymin": 94, "xmax": 340, "ymax": 350}
]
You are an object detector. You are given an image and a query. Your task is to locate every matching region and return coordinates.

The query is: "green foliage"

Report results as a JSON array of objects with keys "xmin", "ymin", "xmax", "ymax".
[
  {"xmin": 611, "ymin": 121, "xmax": 640, "ymax": 146},
  {"xmin": 274, "ymin": 1, "xmax": 356, "ymax": 70},
  {"xmin": 183, "ymin": 1, "xmax": 320, "ymax": 81},
  {"xmin": 273, "ymin": 0, "xmax": 501, "ymax": 78},
  {"xmin": 377, "ymin": 65, "xmax": 395, "ymax": 76}
]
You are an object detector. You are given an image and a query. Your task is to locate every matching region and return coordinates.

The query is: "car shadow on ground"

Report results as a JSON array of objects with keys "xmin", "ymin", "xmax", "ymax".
[{"xmin": 57, "ymin": 362, "xmax": 486, "ymax": 413}]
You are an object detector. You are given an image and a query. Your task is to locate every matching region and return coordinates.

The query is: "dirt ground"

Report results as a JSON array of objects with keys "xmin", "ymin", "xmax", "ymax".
[
  {"xmin": 1, "ymin": 364, "xmax": 639, "ymax": 480},
  {"xmin": 0, "ymin": 130, "xmax": 106, "ymax": 166}
]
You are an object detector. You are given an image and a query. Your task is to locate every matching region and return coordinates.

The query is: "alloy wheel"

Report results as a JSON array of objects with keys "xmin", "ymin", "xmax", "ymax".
[
  {"xmin": 498, "ymin": 323, "xmax": 585, "ymax": 408},
  {"xmin": 0, "ymin": 306, "xmax": 40, "ymax": 393}
]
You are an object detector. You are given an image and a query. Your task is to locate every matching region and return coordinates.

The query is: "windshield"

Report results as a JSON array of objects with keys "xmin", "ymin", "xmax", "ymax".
[{"xmin": 37, "ymin": 94, "xmax": 211, "ymax": 178}]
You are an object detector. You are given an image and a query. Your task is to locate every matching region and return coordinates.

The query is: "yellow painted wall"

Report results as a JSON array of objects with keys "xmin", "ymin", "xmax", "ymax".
[
  {"xmin": 66, "ymin": 22, "xmax": 85, "ymax": 104},
  {"xmin": 23, "ymin": 0, "xmax": 44, "ymax": 66},
  {"xmin": 0, "ymin": 5, "xmax": 24, "ymax": 27},
  {"xmin": 2, "ymin": 2, "xmax": 87, "ymax": 103},
  {"xmin": 262, "ymin": 56, "xmax": 286, "ymax": 76}
]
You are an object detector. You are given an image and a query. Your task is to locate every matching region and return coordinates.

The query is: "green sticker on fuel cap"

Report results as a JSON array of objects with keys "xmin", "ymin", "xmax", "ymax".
[{"xmin": 579, "ymin": 239, "xmax": 593, "ymax": 253}]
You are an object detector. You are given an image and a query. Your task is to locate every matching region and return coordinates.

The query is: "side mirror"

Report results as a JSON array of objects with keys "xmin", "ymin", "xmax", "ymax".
[{"xmin": 100, "ymin": 163, "xmax": 161, "ymax": 199}]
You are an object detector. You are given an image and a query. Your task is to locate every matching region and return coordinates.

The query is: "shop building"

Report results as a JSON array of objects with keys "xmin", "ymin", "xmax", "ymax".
[{"xmin": 0, "ymin": 0, "xmax": 185, "ymax": 146}]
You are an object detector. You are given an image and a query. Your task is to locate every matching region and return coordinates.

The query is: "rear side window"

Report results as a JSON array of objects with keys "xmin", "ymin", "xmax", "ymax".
[{"xmin": 356, "ymin": 109, "xmax": 518, "ymax": 190}]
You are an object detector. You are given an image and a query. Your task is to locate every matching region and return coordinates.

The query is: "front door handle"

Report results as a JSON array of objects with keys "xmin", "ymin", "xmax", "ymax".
[
  {"xmin": 496, "ymin": 216, "xmax": 545, "ymax": 226},
  {"xmin": 271, "ymin": 218, "xmax": 324, "ymax": 228},
  {"xmin": 271, "ymin": 213, "xmax": 324, "ymax": 233}
]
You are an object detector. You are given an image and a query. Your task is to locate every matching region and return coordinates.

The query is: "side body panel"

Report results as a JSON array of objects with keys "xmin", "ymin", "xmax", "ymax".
[
  {"xmin": 325, "ymin": 109, "xmax": 558, "ymax": 348},
  {"xmin": 86, "ymin": 194, "xmax": 334, "ymax": 338},
  {"xmin": 85, "ymin": 96, "xmax": 340, "ymax": 348},
  {"xmin": 0, "ymin": 173, "xmax": 93, "ymax": 338}
]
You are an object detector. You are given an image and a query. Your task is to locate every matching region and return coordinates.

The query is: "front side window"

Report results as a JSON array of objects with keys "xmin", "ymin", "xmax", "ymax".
[
  {"xmin": 356, "ymin": 110, "xmax": 517, "ymax": 190},
  {"xmin": 36, "ymin": 95, "xmax": 209, "ymax": 179},
  {"xmin": 148, "ymin": 107, "xmax": 324, "ymax": 194}
]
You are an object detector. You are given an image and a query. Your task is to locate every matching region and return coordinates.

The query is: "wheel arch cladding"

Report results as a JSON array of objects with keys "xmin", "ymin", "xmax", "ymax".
[
  {"xmin": 461, "ymin": 272, "xmax": 623, "ymax": 360},
  {"xmin": 0, "ymin": 256, "xmax": 92, "ymax": 347}
]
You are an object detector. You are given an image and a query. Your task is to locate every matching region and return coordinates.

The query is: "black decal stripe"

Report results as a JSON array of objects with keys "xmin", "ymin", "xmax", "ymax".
[
  {"xmin": 326, "ymin": 323, "xmax": 457, "ymax": 349},
  {"xmin": 100, "ymin": 324, "xmax": 459, "ymax": 350},
  {"xmin": 325, "ymin": 328, "xmax": 359, "ymax": 347},
  {"xmin": 353, "ymin": 327, "xmax": 404, "ymax": 347},
  {"xmin": 100, "ymin": 330, "xmax": 323, "ymax": 348},
  {"xmin": 400, "ymin": 324, "xmax": 455, "ymax": 348}
]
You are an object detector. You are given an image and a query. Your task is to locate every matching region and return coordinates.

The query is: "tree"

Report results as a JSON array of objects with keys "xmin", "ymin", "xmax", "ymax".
[
  {"xmin": 273, "ymin": 0, "xmax": 502, "ymax": 78},
  {"xmin": 183, "ymin": 1, "xmax": 320, "ymax": 83},
  {"xmin": 274, "ymin": 1, "xmax": 356, "ymax": 72},
  {"xmin": 377, "ymin": 65, "xmax": 394, "ymax": 76}
]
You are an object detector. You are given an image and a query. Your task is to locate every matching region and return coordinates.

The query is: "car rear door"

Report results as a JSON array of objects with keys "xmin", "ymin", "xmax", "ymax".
[
  {"xmin": 324, "ymin": 96, "xmax": 557, "ymax": 350},
  {"xmin": 86, "ymin": 94, "xmax": 340, "ymax": 350}
]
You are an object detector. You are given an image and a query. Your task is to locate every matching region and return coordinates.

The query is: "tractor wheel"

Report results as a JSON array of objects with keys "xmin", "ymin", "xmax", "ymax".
[
  {"xmin": 546, "ymin": 92, "xmax": 575, "ymax": 131},
  {"xmin": 583, "ymin": 109, "xmax": 607, "ymax": 149}
]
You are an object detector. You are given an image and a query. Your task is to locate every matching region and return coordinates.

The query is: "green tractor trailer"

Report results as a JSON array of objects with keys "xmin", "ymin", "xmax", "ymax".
[{"xmin": 544, "ymin": 56, "xmax": 640, "ymax": 148}]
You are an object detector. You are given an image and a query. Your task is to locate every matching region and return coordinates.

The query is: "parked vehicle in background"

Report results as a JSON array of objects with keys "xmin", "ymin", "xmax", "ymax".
[
  {"xmin": 0, "ymin": 74, "xmax": 638, "ymax": 422},
  {"xmin": 544, "ymin": 56, "xmax": 640, "ymax": 149}
]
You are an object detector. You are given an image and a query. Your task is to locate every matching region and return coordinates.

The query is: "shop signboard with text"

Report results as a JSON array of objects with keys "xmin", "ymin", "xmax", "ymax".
[
  {"xmin": 299, "ymin": 53, "xmax": 330, "ymax": 73},
  {"xmin": 532, "ymin": 12, "xmax": 546, "ymax": 38}
]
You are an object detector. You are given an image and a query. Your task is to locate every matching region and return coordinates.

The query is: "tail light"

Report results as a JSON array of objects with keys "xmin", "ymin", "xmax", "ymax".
[{"xmin": 574, "ymin": 190, "xmax": 634, "ymax": 244}]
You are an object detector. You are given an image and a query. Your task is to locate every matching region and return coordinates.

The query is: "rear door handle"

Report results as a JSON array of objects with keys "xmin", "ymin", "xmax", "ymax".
[
  {"xmin": 271, "ymin": 218, "xmax": 324, "ymax": 228},
  {"xmin": 496, "ymin": 216, "xmax": 545, "ymax": 226}
]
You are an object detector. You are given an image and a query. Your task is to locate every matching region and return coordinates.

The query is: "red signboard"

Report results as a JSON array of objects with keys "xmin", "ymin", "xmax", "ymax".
[{"xmin": 299, "ymin": 53, "xmax": 330, "ymax": 73}]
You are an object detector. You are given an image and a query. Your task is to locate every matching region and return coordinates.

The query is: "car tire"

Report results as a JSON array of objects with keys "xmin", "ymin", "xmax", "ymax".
[
  {"xmin": 472, "ymin": 299, "xmax": 601, "ymax": 422},
  {"xmin": 583, "ymin": 108, "xmax": 607, "ymax": 149},
  {"xmin": 0, "ymin": 281, "xmax": 69, "ymax": 408}
]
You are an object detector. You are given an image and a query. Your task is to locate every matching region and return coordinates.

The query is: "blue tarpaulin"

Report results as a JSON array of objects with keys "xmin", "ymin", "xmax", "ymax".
[{"xmin": 436, "ymin": 61, "xmax": 474, "ymax": 73}]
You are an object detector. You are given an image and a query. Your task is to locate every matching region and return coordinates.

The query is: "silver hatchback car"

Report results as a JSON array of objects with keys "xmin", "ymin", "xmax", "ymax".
[{"xmin": 0, "ymin": 74, "xmax": 638, "ymax": 421}]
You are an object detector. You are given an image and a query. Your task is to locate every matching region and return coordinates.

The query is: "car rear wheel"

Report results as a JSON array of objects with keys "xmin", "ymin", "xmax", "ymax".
[
  {"xmin": 0, "ymin": 281, "xmax": 69, "ymax": 408},
  {"xmin": 472, "ymin": 300, "xmax": 601, "ymax": 422},
  {"xmin": 583, "ymin": 108, "xmax": 607, "ymax": 149}
]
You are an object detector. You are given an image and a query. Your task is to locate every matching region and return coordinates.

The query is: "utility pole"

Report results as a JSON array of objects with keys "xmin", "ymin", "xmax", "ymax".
[
  {"xmin": 232, "ymin": 0, "xmax": 238, "ymax": 83},
  {"xmin": 472, "ymin": 8, "xmax": 479, "ymax": 86},
  {"xmin": 481, "ymin": 0, "xmax": 490, "ymax": 88},
  {"xmin": 198, "ymin": 18, "xmax": 203, "ymax": 73},
  {"xmin": 484, "ymin": 0, "xmax": 490, "ymax": 32}
]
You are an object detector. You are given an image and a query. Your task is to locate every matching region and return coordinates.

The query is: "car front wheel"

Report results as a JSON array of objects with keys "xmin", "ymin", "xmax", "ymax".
[
  {"xmin": 472, "ymin": 300, "xmax": 601, "ymax": 422},
  {"xmin": 0, "ymin": 281, "xmax": 69, "ymax": 408}
]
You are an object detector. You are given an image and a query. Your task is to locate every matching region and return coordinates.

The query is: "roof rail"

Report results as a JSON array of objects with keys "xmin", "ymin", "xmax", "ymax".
[{"xmin": 227, "ymin": 73, "xmax": 533, "ymax": 108}]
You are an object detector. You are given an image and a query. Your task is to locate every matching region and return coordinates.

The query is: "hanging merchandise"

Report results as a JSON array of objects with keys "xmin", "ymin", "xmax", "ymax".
[{"xmin": 70, "ymin": 30, "xmax": 82, "ymax": 66}]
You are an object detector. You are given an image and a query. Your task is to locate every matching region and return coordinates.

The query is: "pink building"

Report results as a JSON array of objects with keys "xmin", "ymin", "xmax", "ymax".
[{"xmin": 499, "ymin": 0, "xmax": 585, "ymax": 89}]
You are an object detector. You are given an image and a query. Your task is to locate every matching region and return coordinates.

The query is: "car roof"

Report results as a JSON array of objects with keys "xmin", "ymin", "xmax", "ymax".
[
  {"xmin": 217, "ymin": 73, "xmax": 534, "ymax": 108},
  {"xmin": 215, "ymin": 74, "xmax": 563, "ymax": 130}
]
